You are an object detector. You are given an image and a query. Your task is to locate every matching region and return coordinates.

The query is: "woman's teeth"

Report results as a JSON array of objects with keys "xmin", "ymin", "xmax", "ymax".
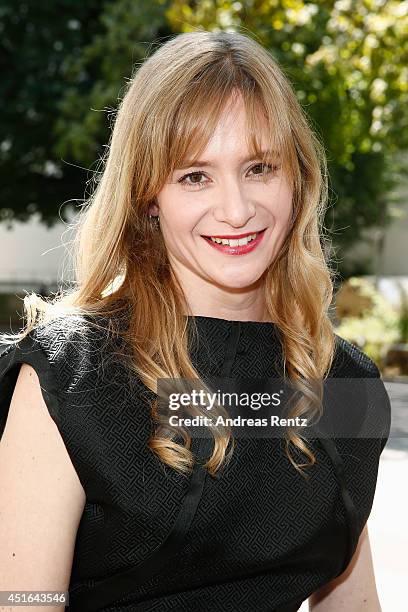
[{"xmin": 209, "ymin": 233, "xmax": 258, "ymax": 246}]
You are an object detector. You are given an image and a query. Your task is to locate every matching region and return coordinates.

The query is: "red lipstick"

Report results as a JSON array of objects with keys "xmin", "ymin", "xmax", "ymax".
[
  {"xmin": 202, "ymin": 229, "xmax": 265, "ymax": 239},
  {"xmin": 201, "ymin": 228, "xmax": 267, "ymax": 256}
]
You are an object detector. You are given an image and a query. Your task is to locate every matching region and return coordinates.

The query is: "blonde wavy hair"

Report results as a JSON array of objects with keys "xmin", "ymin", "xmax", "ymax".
[{"xmin": 1, "ymin": 30, "xmax": 337, "ymax": 479}]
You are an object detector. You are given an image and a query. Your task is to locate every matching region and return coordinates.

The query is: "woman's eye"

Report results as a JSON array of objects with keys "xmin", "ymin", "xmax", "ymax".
[
  {"xmin": 178, "ymin": 172, "xmax": 207, "ymax": 189},
  {"xmin": 177, "ymin": 163, "xmax": 280, "ymax": 189},
  {"xmin": 248, "ymin": 162, "xmax": 280, "ymax": 176}
]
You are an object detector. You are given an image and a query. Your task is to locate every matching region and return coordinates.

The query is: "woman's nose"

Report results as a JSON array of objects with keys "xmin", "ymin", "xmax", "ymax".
[{"xmin": 213, "ymin": 179, "xmax": 256, "ymax": 227}]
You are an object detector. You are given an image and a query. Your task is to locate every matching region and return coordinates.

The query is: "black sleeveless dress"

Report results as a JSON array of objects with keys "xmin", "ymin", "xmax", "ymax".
[{"xmin": 0, "ymin": 314, "xmax": 391, "ymax": 612}]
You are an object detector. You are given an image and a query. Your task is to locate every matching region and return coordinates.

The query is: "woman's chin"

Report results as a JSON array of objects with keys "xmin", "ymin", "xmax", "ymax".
[{"xmin": 206, "ymin": 270, "xmax": 267, "ymax": 291}]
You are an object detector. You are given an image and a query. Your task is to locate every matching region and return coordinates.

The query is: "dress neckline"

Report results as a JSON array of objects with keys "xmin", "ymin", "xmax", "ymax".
[{"xmin": 184, "ymin": 314, "xmax": 277, "ymax": 327}]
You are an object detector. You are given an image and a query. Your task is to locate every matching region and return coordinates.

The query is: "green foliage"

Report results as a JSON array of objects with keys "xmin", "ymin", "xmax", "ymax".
[
  {"xmin": 334, "ymin": 277, "xmax": 400, "ymax": 363},
  {"xmin": 54, "ymin": 0, "xmax": 173, "ymax": 166},
  {"xmin": 0, "ymin": 0, "xmax": 172, "ymax": 227},
  {"xmin": 0, "ymin": 1, "xmax": 109, "ymax": 226},
  {"xmin": 397, "ymin": 284, "xmax": 408, "ymax": 343},
  {"xmin": 399, "ymin": 305, "xmax": 408, "ymax": 344}
]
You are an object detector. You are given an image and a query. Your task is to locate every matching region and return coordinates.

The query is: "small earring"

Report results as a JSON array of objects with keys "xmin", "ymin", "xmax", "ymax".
[{"xmin": 149, "ymin": 214, "xmax": 160, "ymax": 229}]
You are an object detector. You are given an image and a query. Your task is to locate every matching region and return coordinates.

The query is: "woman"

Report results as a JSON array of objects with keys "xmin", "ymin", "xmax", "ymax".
[{"xmin": 0, "ymin": 30, "xmax": 390, "ymax": 611}]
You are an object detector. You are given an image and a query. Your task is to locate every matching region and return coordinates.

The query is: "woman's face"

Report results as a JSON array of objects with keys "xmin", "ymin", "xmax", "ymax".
[{"xmin": 150, "ymin": 93, "xmax": 293, "ymax": 312}]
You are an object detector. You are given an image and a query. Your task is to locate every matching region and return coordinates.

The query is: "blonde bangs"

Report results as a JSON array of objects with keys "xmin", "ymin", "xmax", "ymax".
[{"xmin": 152, "ymin": 63, "xmax": 298, "ymax": 196}]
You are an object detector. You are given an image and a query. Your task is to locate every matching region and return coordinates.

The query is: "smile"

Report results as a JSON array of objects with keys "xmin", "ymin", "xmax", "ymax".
[{"xmin": 201, "ymin": 228, "xmax": 267, "ymax": 255}]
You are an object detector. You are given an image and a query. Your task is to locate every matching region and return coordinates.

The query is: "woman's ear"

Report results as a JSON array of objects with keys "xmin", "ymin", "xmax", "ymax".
[{"xmin": 148, "ymin": 199, "xmax": 160, "ymax": 216}]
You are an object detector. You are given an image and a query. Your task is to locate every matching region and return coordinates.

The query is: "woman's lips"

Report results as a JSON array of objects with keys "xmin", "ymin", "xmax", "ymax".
[{"xmin": 201, "ymin": 228, "xmax": 267, "ymax": 255}]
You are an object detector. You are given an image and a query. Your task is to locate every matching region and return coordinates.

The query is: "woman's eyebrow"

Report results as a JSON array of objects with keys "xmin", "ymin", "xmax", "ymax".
[{"xmin": 175, "ymin": 150, "xmax": 280, "ymax": 170}]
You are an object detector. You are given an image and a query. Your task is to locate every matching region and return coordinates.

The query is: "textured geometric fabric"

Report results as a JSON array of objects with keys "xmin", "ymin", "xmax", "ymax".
[{"xmin": 0, "ymin": 314, "xmax": 391, "ymax": 611}]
